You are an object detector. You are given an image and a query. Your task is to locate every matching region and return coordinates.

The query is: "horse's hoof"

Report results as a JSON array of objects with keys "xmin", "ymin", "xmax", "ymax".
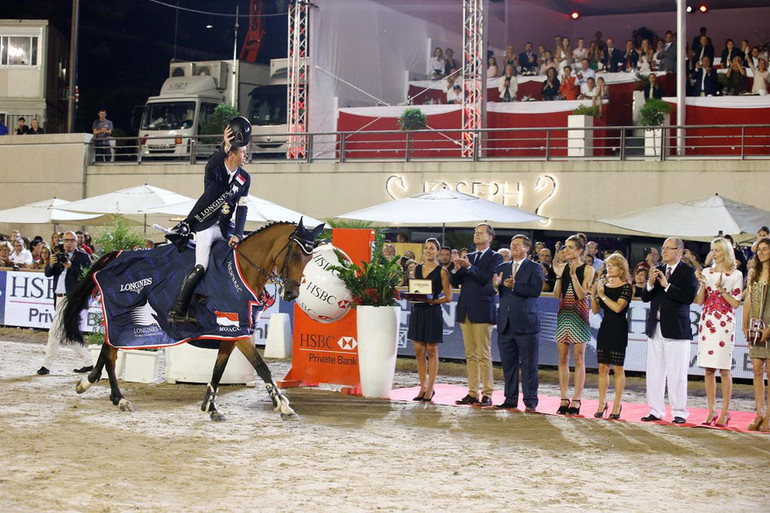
[
  {"xmin": 210, "ymin": 411, "xmax": 226, "ymax": 422},
  {"xmin": 280, "ymin": 412, "xmax": 299, "ymax": 421},
  {"xmin": 118, "ymin": 399, "xmax": 134, "ymax": 412},
  {"xmin": 75, "ymin": 378, "xmax": 92, "ymax": 394}
]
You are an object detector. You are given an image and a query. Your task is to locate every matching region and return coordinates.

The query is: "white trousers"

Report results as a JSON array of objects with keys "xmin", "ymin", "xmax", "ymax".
[
  {"xmin": 646, "ymin": 324, "xmax": 690, "ymax": 420},
  {"xmin": 194, "ymin": 224, "xmax": 225, "ymax": 270},
  {"xmin": 43, "ymin": 295, "xmax": 93, "ymax": 369}
]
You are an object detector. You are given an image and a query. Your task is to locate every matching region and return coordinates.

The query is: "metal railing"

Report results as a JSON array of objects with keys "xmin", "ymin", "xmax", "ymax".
[{"xmin": 89, "ymin": 124, "xmax": 770, "ymax": 165}]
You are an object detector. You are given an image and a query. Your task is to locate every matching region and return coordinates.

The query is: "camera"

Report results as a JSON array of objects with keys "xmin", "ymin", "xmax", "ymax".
[{"xmin": 55, "ymin": 241, "xmax": 69, "ymax": 264}]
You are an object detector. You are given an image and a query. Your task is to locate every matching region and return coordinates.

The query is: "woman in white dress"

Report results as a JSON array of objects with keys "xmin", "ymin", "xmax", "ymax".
[
  {"xmin": 694, "ymin": 237, "xmax": 743, "ymax": 427},
  {"xmin": 556, "ymin": 37, "xmax": 572, "ymax": 75},
  {"xmin": 748, "ymin": 58, "xmax": 770, "ymax": 95},
  {"xmin": 637, "ymin": 39, "xmax": 654, "ymax": 73},
  {"xmin": 429, "ymin": 47, "xmax": 445, "ymax": 80}
]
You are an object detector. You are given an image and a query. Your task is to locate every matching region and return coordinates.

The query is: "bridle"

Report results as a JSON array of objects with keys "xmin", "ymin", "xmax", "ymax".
[{"xmin": 235, "ymin": 230, "xmax": 314, "ymax": 296}]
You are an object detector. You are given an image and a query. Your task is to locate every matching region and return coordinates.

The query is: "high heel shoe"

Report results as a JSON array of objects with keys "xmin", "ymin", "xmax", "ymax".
[
  {"xmin": 714, "ymin": 413, "xmax": 731, "ymax": 428},
  {"xmin": 701, "ymin": 410, "xmax": 717, "ymax": 426},
  {"xmin": 594, "ymin": 402, "xmax": 608, "ymax": 418},
  {"xmin": 609, "ymin": 404, "xmax": 623, "ymax": 420},
  {"xmin": 420, "ymin": 391, "xmax": 435, "ymax": 402},
  {"xmin": 748, "ymin": 414, "xmax": 764, "ymax": 431},
  {"xmin": 566, "ymin": 399, "xmax": 582, "ymax": 415},
  {"xmin": 557, "ymin": 398, "xmax": 571, "ymax": 415},
  {"xmin": 413, "ymin": 391, "xmax": 425, "ymax": 401}
]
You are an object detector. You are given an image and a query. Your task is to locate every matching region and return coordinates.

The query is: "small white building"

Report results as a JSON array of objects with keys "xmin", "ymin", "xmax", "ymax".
[{"xmin": 0, "ymin": 19, "xmax": 68, "ymax": 133}]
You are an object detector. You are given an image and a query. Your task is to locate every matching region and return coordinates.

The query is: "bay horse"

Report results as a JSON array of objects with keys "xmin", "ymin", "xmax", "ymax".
[{"xmin": 60, "ymin": 220, "xmax": 324, "ymax": 421}]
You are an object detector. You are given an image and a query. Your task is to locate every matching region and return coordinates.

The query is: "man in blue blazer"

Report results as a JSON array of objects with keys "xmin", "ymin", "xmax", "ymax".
[
  {"xmin": 487, "ymin": 235, "xmax": 543, "ymax": 411},
  {"xmin": 451, "ymin": 224, "xmax": 503, "ymax": 406},
  {"xmin": 640, "ymin": 237, "xmax": 698, "ymax": 423},
  {"xmin": 691, "ymin": 56, "xmax": 720, "ymax": 97}
]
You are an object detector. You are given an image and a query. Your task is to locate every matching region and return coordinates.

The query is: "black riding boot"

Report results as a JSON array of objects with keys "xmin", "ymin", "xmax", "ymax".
[{"xmin": 169, "ymin": 264, "xmax": 205, "ymax": 324}]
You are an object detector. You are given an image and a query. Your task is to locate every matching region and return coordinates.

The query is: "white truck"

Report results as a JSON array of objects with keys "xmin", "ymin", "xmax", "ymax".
[{"xmin": 139, "ymin": 59, "xmax": 290, "ymax": 159}]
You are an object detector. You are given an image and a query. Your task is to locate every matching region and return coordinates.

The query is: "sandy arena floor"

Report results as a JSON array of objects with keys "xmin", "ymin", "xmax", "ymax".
[{"xmin": 1, "ymin": 331, "xmax": 769, "ymax": 512}]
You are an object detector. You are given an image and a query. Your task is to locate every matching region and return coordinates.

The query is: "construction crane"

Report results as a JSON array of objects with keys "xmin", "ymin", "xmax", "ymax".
[{"xmin": 240, "ymin": 0, "xmax": 265, "ymax": 62}]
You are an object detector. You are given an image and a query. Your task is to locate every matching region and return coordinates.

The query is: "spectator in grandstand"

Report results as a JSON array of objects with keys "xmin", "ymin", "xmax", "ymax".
[
  {"xmin": 602, "ymin": 37, "xmax": 623, "ymax": 72},
  {"xmin": 0, "ymin": 240, "xmax": 12, "ymax": 266},
  {"xmin": 587, "ymin": 41, "xmax": 602, "ymax": 70},
  {"xmin": 752, "ymin": 226, "xmax": 770, "ymax": 253},
  {"xmin": 682, "ymin": 248, "xmax": 703, "ymax": 270},
  {"xmin": 692, "ymin": 26, "xmax": 713, "ymax": 54},
  {"xmin": 572, "ymin": 37, "xmax": 589, "ymax": 64},
  {"xmin": 75, "ymin": 230, "xmax": 93, "ymax": 255},
  {"xmin": 747, "ymin": 46, "xmax": 761, "ymax": 69},
  {"xmin": 429, "ymin": 47, "xmax": 444, "ymax": 80},
  {"xmin": 31, "ymin": 243, "xmax": 52, "ymax": 270},
  {"xmin": 554, "ymin": 234, "xmax": 594, "ymax": 416},
  {"xmin": 590, "ymin": 253, "xmax": 633, "ymax": 420},
  {"xmin": 725, "ymin": 56, "xmax": 749, "ymax": 95},
  {"xmin": 556, "ymin": 37, "xmax": 572, "ymax": 75},
  {"xmin": 438, "ymin": 246, "xmax": 455, "ymax": 273},
  {"xmin": 583, "ymin": 253, "xmax": 595, "ymax": 269},
  {"xmin": 15, "ymin": 117, "xmax": 29, "ymax": 135},
  {"xmin": 539, "ymin": 247, "xmax": 557, "ymax": 292},
  {"xmin": 748, "ymin": 58, "xmax": 769, "ymax": 95},
  {"xmin": 559, "ymin": 66, "xmax": 579, "ymax": 100},
  {"xmin": 502, "ymin": 45, "xmax": 518, "ymax": 71},
  {"xmin": 658, "ymin": 31, "xmax": 677, "ymax": 73},
  {"xmin": 444, "ymin": 48, "xmax": 459, "ymax": 76},
  {"xmin": 586, "ymin": 241, "xmax": 604, "ymax": 272},
  {"xmin": 579, "ymin": 77, "xmax": 597, "ymax": 100},
  {"xmin": 28, "ymin": 118, "xmax": 44, "ymax": 135},
  {"xmin": 447, "ymin": 84, "xmax": 463, "ymax": 104},
  {"xmin": 633, "ymin": 267, "xmax": 648, "ymax": 298},
  {"xmin": 498, "ymin": 248, "xmax": 512, "ymax": 263},
  {"xmin": 593, "ymin": 76, "xmax": 610, "ymax": 106},
  {"xmin": 721, "ymin": 39, "xmax": 738, "ymax": 69},
  {"xmin": 519, "ymin": 42, "xmax": 538, "ymax": 73},
  {"xmin": 691, "ymin": 55, "xmax": 720, "ymax": 96},
  {"xmin": 592, "ymin": 31, "xmax": 606, "ymax": 53},
  {"xmin": 575, "ymin": 58, "xmax": 595, "ymax": 86},
  {"xmin": 622, "ymin": 40, "xmax": 639, "ymax": 71},
  {"xmin": 540, "ymin": 50, "xmax": 558, "ymax": 76},
  {"xmin": 10, "ymin": 238, "xmax": 33, "ymax": 267},
  {"xmin": 383, "ymin": 243, "xmax": 396, "ymax": 260},
  {"xmin": 498, "ymin": 74, "xmax": 517, "ymax": 102},
  {"xmin": 541, "ymin": 67, "xmax": 560, "ymax": 101},
  {"xmin": 694, "ymin": 34, "xmax": 715, "ymax": 67},
  {"xmin": 637, "ymin": 39, "xmax": 655, "ymax": 73},
  {"xmin": 487, "ymin": 56, "xmax": 499, "ymax": 78},
  {"xmin": 644, "ymin": 72, "xmax": 664, "ymax": 100}
]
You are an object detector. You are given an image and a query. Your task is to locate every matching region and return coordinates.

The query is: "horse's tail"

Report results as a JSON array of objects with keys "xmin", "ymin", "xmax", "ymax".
[{"xmin": 61, "ymin": 251, "xmax": 120, "ymax": 344}]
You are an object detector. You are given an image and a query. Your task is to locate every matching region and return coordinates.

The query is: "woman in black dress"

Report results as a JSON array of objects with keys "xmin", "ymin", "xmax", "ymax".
[
  {"xmin": 408, "ymin": 238, "xmax": 453, "ymax": 402},
  {"xmin": 541, "ymin": 67, "xmax": 560, "ymax": 100},
  {"xmin": 590, "ymin": 253, "xmax": 632, "ymax": 419}
]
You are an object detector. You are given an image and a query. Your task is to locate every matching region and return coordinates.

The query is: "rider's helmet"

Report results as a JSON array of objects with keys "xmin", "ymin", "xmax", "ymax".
[{"xmin": 228, "ymin": 116, "xmax": 252, "ymax": 147}]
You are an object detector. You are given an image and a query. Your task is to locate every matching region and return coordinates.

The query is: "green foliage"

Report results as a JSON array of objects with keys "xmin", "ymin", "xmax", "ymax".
[
  {"xmin": 200, "ymin": 103, "xmax": 240, "ymax": 135},
  {"xmin": 638, "ymin": 98, "xmax": 673, "ymax": 127},
  {"xmin": 328, "ymin": 231, "xmax": 404, "ymax": 307},
  {"xmin": 397, "ymin": 108, "xmax": 427, "ymax": 131},
  {"xmin": 93, "ymin": 215, "xmax": 146, "ymax": 256},
  {"xmin": 571, "ymin": 105, "xmax": 601, "ymax": 118},
  {"xmin": 325, "ymin": 219, "xmax": 376, "ymax": 229}
]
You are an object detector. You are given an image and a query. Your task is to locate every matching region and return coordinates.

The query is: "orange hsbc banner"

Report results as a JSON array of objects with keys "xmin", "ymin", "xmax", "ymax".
[{"xmin": 280, "ymin": 228, "xmax": 375, "ymax": 388}]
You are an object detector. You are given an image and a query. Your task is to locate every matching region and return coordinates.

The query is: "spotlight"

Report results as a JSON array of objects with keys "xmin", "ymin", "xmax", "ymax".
[
  {"xmin": 699, "ymin": 4, "xmax": 708, "ymax": 13},
  {"xmin": 686, "ymin": 6, "xmax": 692, "ymax": 12},
  {"xmin": 570, "ymin": 11, "xmax": 580, "ymax": 20}
]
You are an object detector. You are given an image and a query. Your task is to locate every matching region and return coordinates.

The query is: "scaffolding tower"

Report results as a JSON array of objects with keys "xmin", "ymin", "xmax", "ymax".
[
  {"xmin": 287, "ymin": 0, "xmax": 309, "ymax": 159},
  {"xmin": 461, "ymin": 0, "xmax": 486, "ymax": 159}
]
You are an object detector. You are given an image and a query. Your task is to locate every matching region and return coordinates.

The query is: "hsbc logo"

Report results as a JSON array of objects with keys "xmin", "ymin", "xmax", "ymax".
[
  {"xmin": 337, "ymin": 299, "xmax": 350, "ymax": 309},
  {"xmin": 338, "ymin": 336, "xmax": 357, "ymax": 350}
]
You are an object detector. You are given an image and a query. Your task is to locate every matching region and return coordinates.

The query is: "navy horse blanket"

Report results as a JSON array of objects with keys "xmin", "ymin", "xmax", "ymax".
[{"xmin": 93, "ymin": 241, "xmax": 271, "ymax": 348}]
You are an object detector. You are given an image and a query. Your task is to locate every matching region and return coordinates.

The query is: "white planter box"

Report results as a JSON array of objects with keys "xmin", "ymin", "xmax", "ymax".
[
  {"xmin": 122, "ymin": 350, "xmax": 160, "ymax": 383},
  {"xmin": 644, "ymin": 113, "xmax": 670, "ymax": 157},
  {"xmin": 89, "ymin": 345, "xmax": 125, "ymax": 380},
  {"xmin": 164, "ymin": 343, "xmax": 257, "ymax": 385},
  {"xmin": 356, "ymin": 305, "xmax": 400, "ymax": 398},
  {"xmin": 567, "ymin": 114, "xmax": 594, "ymax": 157}
]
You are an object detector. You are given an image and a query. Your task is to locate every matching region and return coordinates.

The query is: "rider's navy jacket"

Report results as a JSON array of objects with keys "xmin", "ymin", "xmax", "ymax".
[{"xmin": 184, "ymin": 146, "xmax": 250, "ymax": 240}]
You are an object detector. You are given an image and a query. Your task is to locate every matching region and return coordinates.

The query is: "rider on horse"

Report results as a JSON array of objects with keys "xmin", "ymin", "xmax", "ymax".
[{"xmin": 167, "ymin": 116, "xmax": 252, "ymax": 324}]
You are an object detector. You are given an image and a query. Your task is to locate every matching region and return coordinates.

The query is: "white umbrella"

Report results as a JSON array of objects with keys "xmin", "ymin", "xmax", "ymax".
[
  {"xmin": 598, "ymin": 194, "xmax": 770, "ymax": 238},
  {"xmin": 144, "ymin": 194, "xmax": 325, "ymax": 227},
  {"xmin": 0, "ymin": 197, "xmax": 101, "ymax": 224},
  {"xmin": 57, "ymin": 184, "xmax": 194, "ymax": 215},
  {"xmin": 335, "ymin": 189, "xmax": 546, "ymax": 225}
]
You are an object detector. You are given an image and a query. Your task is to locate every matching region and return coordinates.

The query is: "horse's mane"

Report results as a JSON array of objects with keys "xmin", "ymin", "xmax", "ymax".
[{"xmin": 239, "ymin": 221, "xmax": 296, "ymax": 244}]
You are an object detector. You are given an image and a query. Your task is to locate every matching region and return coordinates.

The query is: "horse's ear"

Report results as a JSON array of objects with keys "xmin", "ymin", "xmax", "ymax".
[
  {"xmin": 311, "ymin": 223, "xmax": 325, "ymax": 240},
  {"xmin": 296, "ymin": 216, "xmax": 305, "ymax": 233}
]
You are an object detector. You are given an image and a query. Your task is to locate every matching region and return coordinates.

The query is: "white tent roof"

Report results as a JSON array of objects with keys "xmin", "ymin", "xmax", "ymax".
[
  {"xmin": 0, "ymin": 197, "xmax": 101, "ymax": 224},
  {"xmin": 58, "ymin": 184, "xmax": 194, "ymax": 215}
]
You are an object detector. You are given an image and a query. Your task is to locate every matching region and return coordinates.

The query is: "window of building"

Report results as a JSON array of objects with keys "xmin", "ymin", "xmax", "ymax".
[{"xmin": 0, "ymin": 36, "xmax": 39, "ymax": 66}]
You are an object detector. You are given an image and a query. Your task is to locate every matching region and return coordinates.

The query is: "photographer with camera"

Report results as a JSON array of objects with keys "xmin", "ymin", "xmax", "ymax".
[{"xmin": 37, "ymin": 231, "xmax": 93, "ymax": 375}]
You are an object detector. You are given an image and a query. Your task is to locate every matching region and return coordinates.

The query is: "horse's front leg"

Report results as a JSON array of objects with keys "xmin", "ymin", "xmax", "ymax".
[
  {"xmin": 235, "ymin": 338, "xmax": 297, "ymax": 420},
  {"xmin": 76, "ymin": 344, "xmax": 132, "ymax": 411},
  {"xmin": 202, "ymin": 341, "xmax": 235, "ymax": 421}
]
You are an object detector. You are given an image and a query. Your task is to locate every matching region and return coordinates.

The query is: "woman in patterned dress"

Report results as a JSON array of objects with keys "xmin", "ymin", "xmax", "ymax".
[
  {"xmin": 554, "ymin": 234, "xmax": 595, "ymax": 415},
  {"xmin": 694, "ymin": 237, "xmax": 743, "ymax": 427},
  {"xmin": 742, "ymin": 238, "xmax": 770, "ymax": 431}
]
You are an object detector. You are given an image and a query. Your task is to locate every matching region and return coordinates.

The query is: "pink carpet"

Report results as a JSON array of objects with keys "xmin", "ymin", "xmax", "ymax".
[{"xmin": 388, "ymin": 383, "xmax": 767, "ymax": 434}]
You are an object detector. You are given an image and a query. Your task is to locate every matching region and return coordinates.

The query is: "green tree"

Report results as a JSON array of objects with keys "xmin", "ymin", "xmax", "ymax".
[{"xmin": 201, "ymin": 103, "xmax": 240, "ymax": 135}]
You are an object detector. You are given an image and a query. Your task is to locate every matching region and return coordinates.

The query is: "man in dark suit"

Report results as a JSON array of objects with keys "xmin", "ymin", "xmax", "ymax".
[
  {"xmin": 487, "ymin": 235, "xmax": 543, "ymax": 411},
  {"xmin": 602, "ymin": 37, "xmax": 623, "ymax": 72},
  {"xmin": 659, "ymin": 31, "xmax": 677, "ymax": 73},
  {"xmin": 622, "ymin": 40, "xmax": 639, "ymax": 71},
  {"xmin": 518, "ymin": 41, "xmax": 537, "ymax": 73},
  {"xmin": 640, "ymin": 237, "xmax": 698, "ymax": 423},
  {"xmin": 37, "ymin": 231, "xmax": 93, "ymax": 375},
  {"xmin": 644, "ymin": 72, "xmax": 664, "ymax": 100},
  {"xmin": 691, "ymin": 56, "xmax": 720, "ymax": 96},
  {"xmin": 451, "ymin": 224, "xmax": 503, "ymax": 406}
]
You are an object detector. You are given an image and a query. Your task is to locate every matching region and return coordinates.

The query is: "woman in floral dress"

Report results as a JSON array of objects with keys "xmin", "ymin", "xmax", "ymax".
[{"xmin": 694, "ymin": 237, "xmax": 743, "ymax": 427}]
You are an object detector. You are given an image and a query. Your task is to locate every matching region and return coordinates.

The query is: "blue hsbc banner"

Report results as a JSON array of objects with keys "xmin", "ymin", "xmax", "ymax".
[{"xmin": 0, "ymin": 270, "xmax": 6, "ymax": 325}]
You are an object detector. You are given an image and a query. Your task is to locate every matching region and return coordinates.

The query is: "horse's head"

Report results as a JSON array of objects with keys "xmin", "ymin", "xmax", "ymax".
[{"xmin": 277, "ymin": 218, "xmax": 325, "ymax": 301}]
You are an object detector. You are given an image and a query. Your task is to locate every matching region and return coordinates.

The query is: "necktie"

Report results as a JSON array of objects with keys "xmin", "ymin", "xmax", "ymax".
[
  {"xmin": 666, "ymin": 266, "xmax": 672, "ymax": 280},
  {"xmin": 512, "ymin": 262, "xmax": 519, "ymax": 277}
]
